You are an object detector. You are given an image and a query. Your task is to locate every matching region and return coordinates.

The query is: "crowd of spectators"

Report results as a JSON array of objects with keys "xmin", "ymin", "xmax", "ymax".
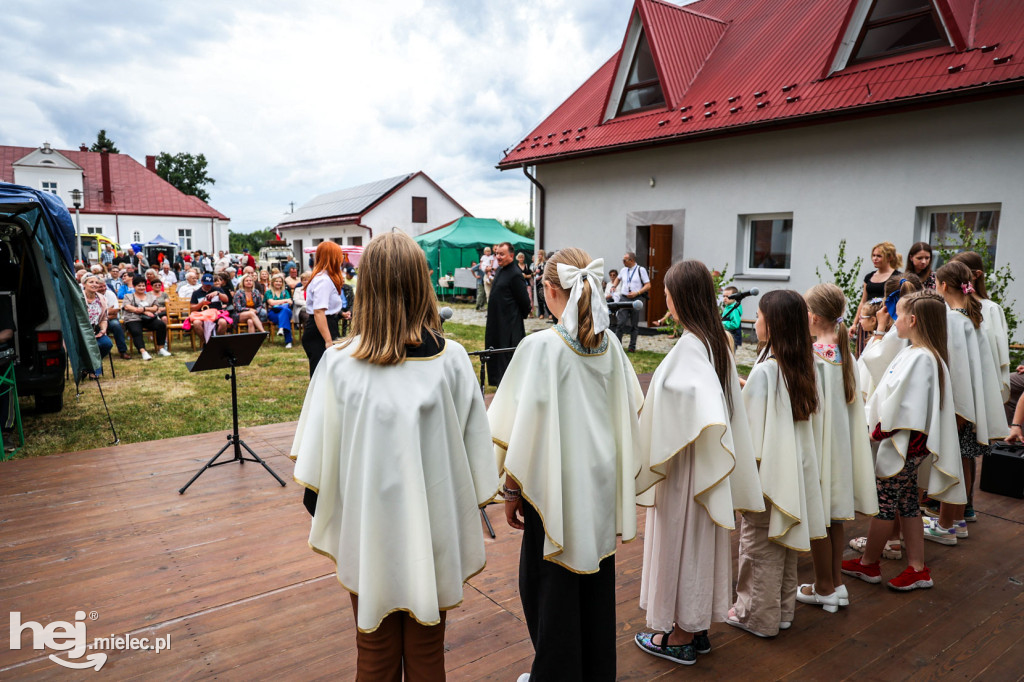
[{"xmin": 74, "ymin": 247, "xmax": 353, "ymax": 371}]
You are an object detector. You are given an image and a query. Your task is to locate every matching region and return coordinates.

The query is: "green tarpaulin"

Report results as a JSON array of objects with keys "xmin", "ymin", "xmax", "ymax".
[{"xmin": 414, "ymin": 217, "xmax": 534, "ymax": 296}]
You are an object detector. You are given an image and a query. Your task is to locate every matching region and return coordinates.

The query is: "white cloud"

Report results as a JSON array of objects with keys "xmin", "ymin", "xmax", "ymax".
[{"xmin": 0, "ymin": 0, "xmax": 666, "ymax": 231}]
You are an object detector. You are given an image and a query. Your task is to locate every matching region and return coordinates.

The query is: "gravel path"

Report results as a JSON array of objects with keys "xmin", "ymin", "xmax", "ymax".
[{"xmin": 447, "ymin": 306, "xmax": 759, "ymax": 365}]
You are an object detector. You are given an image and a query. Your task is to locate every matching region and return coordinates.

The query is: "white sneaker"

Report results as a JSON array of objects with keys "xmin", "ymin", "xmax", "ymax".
[
  {"xmin": 140, "ymin": 349, "xmax": 153, "ymax": 361},
  {"xmin": 157, "ymin": 347, "xmax": 172, "ymax": 357},
  {"xmin": 285, "ymin": 343, "xmax": 292, "ymax": 349},
  {"xmin": 517, "ymin": 675, "xmax": 530, "ymax": 682}
]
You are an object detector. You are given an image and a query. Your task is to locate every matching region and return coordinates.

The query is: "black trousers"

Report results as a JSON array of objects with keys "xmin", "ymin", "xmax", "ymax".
[
  {"xmin": 615, "ymin": 307, "xmax": 640, "ymax": 350},
  {"xmin": 519, "ymin": 501, "xmax": 616, "ymax": 682},
  {"xmin": 125, "ymin": 317, "xmax": 166, "ymax": 350},
  {"xmin": 301, "ymin": 314, "xmax": 339, "ymax": 377}
]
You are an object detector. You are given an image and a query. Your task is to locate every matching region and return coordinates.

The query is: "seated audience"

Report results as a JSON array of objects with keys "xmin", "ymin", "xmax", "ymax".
[
  {"xmin": 233, "ymin": 274, "xmax": 266, "ymax": 333},
  {"xmin": 265, "ymin": 274, "xmax": 294, "ymax": 348},
  {"xmin": 122, "ymin": 275, "xmax": 171, "ymax": 360}
]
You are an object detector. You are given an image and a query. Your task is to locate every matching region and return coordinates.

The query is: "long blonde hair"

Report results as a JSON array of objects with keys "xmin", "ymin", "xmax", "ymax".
[
  {"xmin": 873, "ymin": 241, "xmax": 903, "ymax": 270},
  {"xmin": 805, "ymin": 283, "xmax": 856, "ymax": 403},
  {"xmin": 543, "ymin": 247, "xmax": 602, "ymax": 350},
  {"xmin": 344, "ymin": 232, "xmax": 441, "ymax": 365}
]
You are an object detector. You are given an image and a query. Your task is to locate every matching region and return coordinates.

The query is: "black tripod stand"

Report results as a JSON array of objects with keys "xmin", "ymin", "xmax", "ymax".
[{"xmin": 179, "ymin": 332, "xmax": 286, "ymax": 494}]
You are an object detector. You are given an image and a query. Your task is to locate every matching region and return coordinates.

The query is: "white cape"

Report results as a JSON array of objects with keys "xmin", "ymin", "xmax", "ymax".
[
  {"xmin": 856, "ymin": 328, "xmax": 907, "ymax": 401},
  {"xmin": 811, "ymin": 354, "xmax": 879, "ymax": 520},
  {"xmin": 488, "ymin": 327, "xmax": 643, "ymax": 573},
  {"xmin": 866, "ymin": 346, "xmax": 965, "ymax": 502},
  {"xmin": 946, "ymin": 309, "xmax": 1008, "ymax": 443},
  {"xmin": 742, "ymin": 359, "xmax": 826, "ymax": 551},
  {"xmin": 291, "ymin": 337, "xmax": 498, "ymax": 632},
  {"xmin": 636, "ymin": 332, "xmax": 764, "ymax": 523},
  {"xmin": 980, "ymin": 298, "xmax": 1011, "ymax": 403}
]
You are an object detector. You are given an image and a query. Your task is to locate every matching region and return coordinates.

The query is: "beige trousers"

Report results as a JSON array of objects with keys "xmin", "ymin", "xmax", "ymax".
[{"xmin": 732, "ymin": 507, "xmax": 799, "ymax": 636}]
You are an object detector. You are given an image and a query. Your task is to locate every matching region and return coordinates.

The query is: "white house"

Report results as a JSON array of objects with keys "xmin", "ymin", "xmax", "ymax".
[
  {"xmin": 498, "ymin": 0, "xmax": 1024, "ymax": 328},
  {"xmin": 0, "ymin": 143, "xmax": 229, "ymax": 255},
  {"xmin": 275, "ymin": 172, "xmax": 470, "ymax": 267}
]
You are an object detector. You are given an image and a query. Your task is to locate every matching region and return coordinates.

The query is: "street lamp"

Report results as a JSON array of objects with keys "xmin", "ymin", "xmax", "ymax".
[{"xmin": 69, "ymin": 188, "xmax": 83, "ymax": 265}]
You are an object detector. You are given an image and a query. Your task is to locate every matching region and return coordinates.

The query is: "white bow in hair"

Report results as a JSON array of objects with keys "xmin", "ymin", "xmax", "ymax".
[{"xmin": 556, "ymin": 259, "xmax": 610, "ymax": 339}]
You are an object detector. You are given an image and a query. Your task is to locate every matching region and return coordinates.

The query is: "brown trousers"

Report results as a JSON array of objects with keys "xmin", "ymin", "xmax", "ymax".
[
  {"xmin": 350, "ymin": 594, "xmax": 446, "ymax": 682},
  {"xmin": 732, "ymin": 508, "xmax": 799, "ymax": 636}
]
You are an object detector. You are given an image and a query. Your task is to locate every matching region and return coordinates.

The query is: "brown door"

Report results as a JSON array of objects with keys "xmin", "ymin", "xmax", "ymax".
[{"xmin": 647, "ymin": 224, "xmax": 672, "ymax": 325}]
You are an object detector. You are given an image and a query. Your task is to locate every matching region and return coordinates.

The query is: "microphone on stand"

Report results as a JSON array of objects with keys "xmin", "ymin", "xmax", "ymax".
[
  {"xmin": 607, "ymin": 299, "xmax": 644, "ymax": 311},
  {"xmin": 439, "ymin": 306, "xmax": 454, "ymax": 323},
  {"xmin": 726, "ymin": 287, "xmax": 760, "ymax": 302}
]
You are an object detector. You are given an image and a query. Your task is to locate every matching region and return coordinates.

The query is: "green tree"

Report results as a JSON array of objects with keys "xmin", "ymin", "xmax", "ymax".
[
  {"xmin": 89, "ymin": 129, "xmax": 120, "ymax": 153},
  {"xmin": 502, "ymin": 219, "xmax": 535, "ymax": 239},
  {"xmin": 936, "ymin": 214, "xmax": 1018, "ymax": 345},
  {"xmin": 229, "ymin": 228, "xmax": 274, "ymax": 254},
  {"xmin": 817, "ymin": 239, "xmax": 865, "ymax": 323},
  {"xmin": 155, "ymin": 152, "xmax": 216, "ymax": 203}
]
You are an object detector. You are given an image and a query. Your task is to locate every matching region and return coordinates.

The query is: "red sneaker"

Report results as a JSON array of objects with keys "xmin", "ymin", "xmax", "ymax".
[
  {"xmin": 841, "ymin": 557, "xmax": 881, "ymax": 584},
  {"xmin": 887, "ymin": 565, "xmax": 933, "ymax": 591}
]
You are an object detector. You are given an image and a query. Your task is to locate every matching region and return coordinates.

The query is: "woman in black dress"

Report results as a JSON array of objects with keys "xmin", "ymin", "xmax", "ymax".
[{"xmin": 852, "ymin": 241, "xmax": 901, "ymax": 355}]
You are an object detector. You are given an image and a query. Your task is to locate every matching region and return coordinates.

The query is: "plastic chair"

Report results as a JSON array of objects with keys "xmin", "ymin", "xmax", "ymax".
[{"xmin": 0, "ymin": 360, "xmax": 25, "ymax": 459}]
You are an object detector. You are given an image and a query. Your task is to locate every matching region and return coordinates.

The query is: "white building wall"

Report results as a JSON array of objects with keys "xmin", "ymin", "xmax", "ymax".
[
  {"xmin": 70, "ymin": 213, "xmax": 229, "ymax": 254},
  {"xmin": 279, "ymin": 224, "xmax": 368, "ymax": 271},
  {"xmin": 362, "ymin": 174, "xmax": 467, "ymax": 237},
  {"xmin": 535, "ymin": 95, "xmax": 1024, "ymax": 326}
]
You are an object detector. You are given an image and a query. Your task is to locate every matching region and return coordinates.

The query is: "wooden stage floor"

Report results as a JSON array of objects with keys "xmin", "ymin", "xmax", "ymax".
[{"xmin": 2, "ymin": 422, "xmax": 1023, "ymax": 681}]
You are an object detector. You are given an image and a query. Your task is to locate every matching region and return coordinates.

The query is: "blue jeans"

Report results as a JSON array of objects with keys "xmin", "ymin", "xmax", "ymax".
[
  {"xmin": 107, "ymin": 319, "xmax": 128, "ymax": 353},
  {"xmin": 270, "ymin": 304, "xmax": 292, "ymax": 343}
]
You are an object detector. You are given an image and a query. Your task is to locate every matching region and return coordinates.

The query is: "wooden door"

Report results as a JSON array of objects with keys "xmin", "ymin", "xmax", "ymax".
[{"xmin": 647, "ymin": 224, "xmax": 672, "ymax": 325}]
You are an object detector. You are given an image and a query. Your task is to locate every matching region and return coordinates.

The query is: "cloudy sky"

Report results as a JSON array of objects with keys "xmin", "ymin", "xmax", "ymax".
[{"xmin": 0, "ymin": 0, "xmax": 692, "ymax": 233}]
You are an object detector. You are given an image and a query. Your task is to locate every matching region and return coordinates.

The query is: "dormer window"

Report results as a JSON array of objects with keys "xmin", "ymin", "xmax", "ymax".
[
  {"xmin": 850, "ymin": 0, "xmax": 947, "ymax": 64},
  {"xmin": 617, "ymin": 29, "xmax": 666, "ymax": 116}
]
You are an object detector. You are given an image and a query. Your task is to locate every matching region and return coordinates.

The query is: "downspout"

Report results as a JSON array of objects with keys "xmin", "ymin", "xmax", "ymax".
[
  {"xmin": 211, "ymin": 218, "xmax": 215, "ymax": 252},
  {"xmin": 522, "ymin": 165, "xmax": 545, "ymax": 252}
]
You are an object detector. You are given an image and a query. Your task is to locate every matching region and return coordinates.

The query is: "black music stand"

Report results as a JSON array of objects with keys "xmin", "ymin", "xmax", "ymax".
[{"xmin": 178, "ymin": 332, "xmax": 286, "ymax": 494}]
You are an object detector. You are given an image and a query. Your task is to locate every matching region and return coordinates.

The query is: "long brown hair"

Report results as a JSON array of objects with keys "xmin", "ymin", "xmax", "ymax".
[
  {"xmin": 805, "ymin": 283, "xmax": 856, "ymax": 403},
  {"xmin": 950, "ymin": 251, "xmax": 989, "ymax": 299},
  {"xmin": 543, "ymin": 247, "xmax": 602, "ymax": 350},
  {"xmin": 310, "ymin": 241, "xmax": 345, "ymax": 294},
  {"xmin": 907, "ymin": 241, "xmax": 933, "ymax": 282},
  {"xmin": 935, "ymin": 261, "xmax": 982, "ymax": 328},
  {"xmin": 344, "ymin": 232, "xmax": 441, "ymax": 365},
  {"xmin": 664, "ymin": 260, "xmax": 734, "ymax": 415},
  {"xmin": 756, "ymin": 290, "xmax": 818, "ymax": 421},
  {"xmin": 902, "ymin": 291, "xmax": 949, "ymax": 407}
]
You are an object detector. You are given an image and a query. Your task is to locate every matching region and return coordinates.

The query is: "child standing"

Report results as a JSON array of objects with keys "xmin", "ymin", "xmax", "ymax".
[
  {"xmin": 728, "ymin": 290, "xmax": 825, "ymax": 637},
  {"xmin": 797, "ymin": 284, "xmax": 878, "ymax": 612},
  {"xmin": 925, "ymin": 262, "xmax": 1006, "ymax": 542},
  {"xmin": 633, "ymin": 261, "xmax": 763, "ymax": 665},
  {"xmin": 842, "ymin": 292, "xmax": 964, "ymax": 590}
]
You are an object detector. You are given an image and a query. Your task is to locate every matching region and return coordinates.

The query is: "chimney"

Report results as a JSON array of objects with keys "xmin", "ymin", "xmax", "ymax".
[
  {"xmin": 146, "ymin": 155, "xmax": 156, "ymax": 172},
  {"xmin": 80, "ymin": 144, "xmax": 89, "ymax": 152},
  {"xmin": 100, "ymin": 150, "xmax": 112, "ymax": 204}
]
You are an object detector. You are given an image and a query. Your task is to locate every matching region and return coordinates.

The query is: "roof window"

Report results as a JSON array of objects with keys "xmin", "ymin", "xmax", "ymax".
[
  {"xmin": 850, "ymin": 0, "xmax": 947, "ymax": 63},
  {"xmin": 617, "ymin": 29, "xmax": 666, "ymax": 115}
]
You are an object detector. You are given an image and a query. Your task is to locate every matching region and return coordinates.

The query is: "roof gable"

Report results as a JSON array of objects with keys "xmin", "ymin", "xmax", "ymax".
[
  {"xmin": 499, "ymin": 0, "xmax": 1024, "ymax": 169},
  {"xmin": 278, "ymin": 173, "xmax": 413, "ymax": 226},
  {"xmin": 12, "ymin": 146, "xmax": 82, "ymax": 171}
]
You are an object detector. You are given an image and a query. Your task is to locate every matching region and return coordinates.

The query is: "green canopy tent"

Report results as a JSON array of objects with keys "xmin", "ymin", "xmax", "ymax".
[{"xmin": 414, "ymin": 217, "xmax": 534, "ymax": 296}]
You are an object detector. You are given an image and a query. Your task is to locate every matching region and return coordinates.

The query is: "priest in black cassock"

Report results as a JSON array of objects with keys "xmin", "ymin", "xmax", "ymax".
[{"xmin": 485, "ymin": 241, "xmax": 531, "ymax": 386}]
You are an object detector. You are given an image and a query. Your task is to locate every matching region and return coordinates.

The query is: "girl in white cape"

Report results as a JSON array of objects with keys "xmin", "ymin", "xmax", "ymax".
[
  {"xmin": 728, "ymin": 290, "xmax": 826, "ymax": 638},
  {"xmin": 489, "ymin": 247, "xmax": 643, "ymax": 682},
  {"xmin": 633, "ymin": 260, "xmax": 763, "ymax": 666},
  {"xmin": 797, "ymin": 284, "xmax": 878, "ymax": 614},
  {"xmin": 924, "ymin": 262, "xmax": 1007, "ymax": 543},
  {"xmin": 842, "ymin": 292, "xmax": 964, "ymax": 590},
  {"xmin": 291, "ymin": 232, "xmax": 497, "ymax": 681}
]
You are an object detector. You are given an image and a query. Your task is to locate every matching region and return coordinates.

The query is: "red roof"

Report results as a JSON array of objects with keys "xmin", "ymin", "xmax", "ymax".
[
  {"xmin": 0, "ymin": 146, "xmax": 229, "ymax": 220},
  {"xmin": 499, "ymin": 0, "xmax": 1024, "ymax": 168}
]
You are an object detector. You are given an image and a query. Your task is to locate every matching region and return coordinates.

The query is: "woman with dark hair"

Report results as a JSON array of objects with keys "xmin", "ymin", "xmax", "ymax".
[
  {"xmin": 633, "ymin": 260, "xmax": 763, "ymax": 666},
  {"xmin": 951, "ymin": 251, "xmax": 1010, "ymax": 403},
  {"xmin": 291, "ymin": 231, "xmax": 496, "ymax": 681},
  {"xmin": 728, "ymin": 289, "xmax": 824, "ymax": 638},
  {"xmin": 907, "ymin": 242, "xmax": 935, "ymax": 289},
  {"xmin": 121, "ymin": 275, "xmax": 171, "ymax": 361}
]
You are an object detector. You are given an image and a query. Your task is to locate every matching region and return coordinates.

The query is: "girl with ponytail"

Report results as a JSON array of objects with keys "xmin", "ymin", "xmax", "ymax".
[
  {"xmin": 951, "ymin": 251, "xmax": 1011, "ymax": 404},
  {"xmin": 488, "ymin": 247, "xmax": 644, "ymax": 681},
  {"xmin": 797, "ymin": 284, "xmax": 877, "ymax": 613}
]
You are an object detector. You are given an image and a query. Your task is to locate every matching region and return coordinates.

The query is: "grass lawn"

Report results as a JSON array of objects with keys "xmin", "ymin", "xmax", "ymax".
[{"xmin": 11, "ymin": 323, "xmax": 678, "ymax": 459}]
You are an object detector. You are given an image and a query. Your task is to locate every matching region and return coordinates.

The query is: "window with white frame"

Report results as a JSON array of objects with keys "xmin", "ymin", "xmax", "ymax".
[
  {"xmin": 132, "ymin": 231, "xmax": 141, "ymax": 243},
  {"xmin": 178, "ymin": 228, "xmax": 193, "ymax": 251},
  {"xmin": 349, "ymin": 236, "xmax": 363, "ymax": 246},
  {"xmin": 741, "ymin": 213, "xmax": 793, "ymax": 273},
  {"xmin": 86, "ymin": 226, "xmax": 103, "ymax": 234},
  {"xmin": 921, "ymin": 204, "xmax": 1001, "ymax": 268},
  {"xmin": 41, "ymin": 181, "xmax": 58, "ymax": 195}
]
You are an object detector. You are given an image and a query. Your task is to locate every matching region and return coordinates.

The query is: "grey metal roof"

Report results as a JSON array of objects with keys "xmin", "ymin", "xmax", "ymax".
[{"xmin": 278, "ymin": 173, "xmax": 413, "ymax": 225}]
